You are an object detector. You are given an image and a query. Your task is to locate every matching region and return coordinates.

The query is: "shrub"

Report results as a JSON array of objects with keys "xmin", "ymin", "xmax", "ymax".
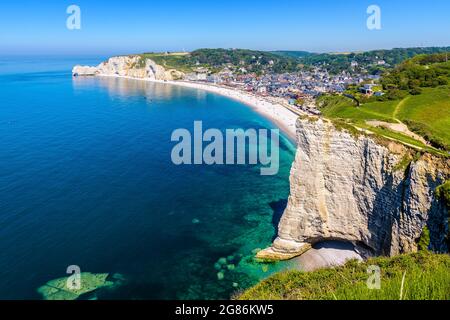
[
  {"xmin": 436, "ymin": 181, "xmax": 450, "ymax": 208},
  {"xmin": 239, "ymin": 252, "xmax": 450, "ymax": 300},
  {"xmin": 417, "ymin": 227, "xmax": 430, "ymax": 251},
  {"xmin": 409, "ymin": 87, "xmax": 422, "ymax": 95},
  {"xmin": 385, "ymin": 89, "xmax": 408, "ymax": 100}
]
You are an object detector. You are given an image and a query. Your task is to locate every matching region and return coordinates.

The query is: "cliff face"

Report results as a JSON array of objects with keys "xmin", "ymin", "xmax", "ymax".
[
  {"xmin": 258, "ymin": 118, "xmax": 449, "ymax": 260},
  {"xmin": 72, "ymin": 56, "xmax": 184, "ymax": 81}
]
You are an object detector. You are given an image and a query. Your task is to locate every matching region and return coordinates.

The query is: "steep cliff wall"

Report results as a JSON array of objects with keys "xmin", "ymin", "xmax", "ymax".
[
  {"xmin": 72, "ymin": 56, "xmax": 184, "ymax": 80},
  {"xmin": 258, "ymin": 118, "xmax": 449, "ymax": 260}
]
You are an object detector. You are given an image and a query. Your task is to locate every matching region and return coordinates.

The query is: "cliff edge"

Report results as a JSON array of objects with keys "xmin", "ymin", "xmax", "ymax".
[
  {"xmin": 72, "ymin": 55, "xmax": 185, "ymax": 81},
  {"xmin": 258, "ymin": 118, "xmax": 449, "ymax": 260}
]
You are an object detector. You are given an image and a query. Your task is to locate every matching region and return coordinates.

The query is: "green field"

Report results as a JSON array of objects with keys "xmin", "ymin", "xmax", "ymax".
[
  {"xmin": 319, "ymin": 96, "xmax": 398, "ymax": 122},
  {"xmin": 239, "ymin": 252, "xmax": 450, "ymax": 300},
  {"xmin": 396, "ymin": 87, "xmax": 450, "ymax": 150},
  {"xmin": 318, "ymin": 54, "xmax": 450, "ymax": 152},
  {"xmin": 318, "ymin": 86, "xmax": 450, "ymax": 152},
  {"xmin": 138, "ymin": 52, "xmax": 195, "ymax": 73}
]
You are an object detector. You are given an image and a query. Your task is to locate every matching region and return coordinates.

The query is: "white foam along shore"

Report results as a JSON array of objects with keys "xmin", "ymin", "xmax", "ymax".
[{"xmin": 96, "ymin": 75, "xmax": 300, "ymax": 142}]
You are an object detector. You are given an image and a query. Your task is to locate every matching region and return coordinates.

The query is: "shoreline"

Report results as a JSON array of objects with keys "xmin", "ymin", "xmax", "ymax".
[{"xmin": 96, "ymin": 75, "xmax": 301, "ymax": 142}]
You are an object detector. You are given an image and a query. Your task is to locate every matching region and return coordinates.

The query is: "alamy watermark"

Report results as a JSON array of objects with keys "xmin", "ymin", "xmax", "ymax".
[
  {"xmin": 66, "ymin": 265, "xmax": 81, "ymax": 290},
  {"xmin": 66, "ymin": 5, "xmax": 81, "ymax": 30},
  {"xmin": 171, "ymin": 121, "xmax": 280, "ymax": 176},
  {"xmin": 367, "ymin": 265, "xmax": 381, "ymax": 289},
  {"xmin": 367, "ymin": 5, "xmax": 381, "ymax": 30}
]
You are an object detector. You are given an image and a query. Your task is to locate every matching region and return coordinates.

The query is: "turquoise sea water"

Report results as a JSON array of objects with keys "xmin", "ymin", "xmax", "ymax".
[{"xmin": 0, "ymin": 57, "xmax": 296, "ymax": 299}]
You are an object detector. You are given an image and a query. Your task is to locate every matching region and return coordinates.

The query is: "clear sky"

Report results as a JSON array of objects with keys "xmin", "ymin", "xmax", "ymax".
[{"xmin": 1, "ymin": 0, "xmax": 449, "ymax": 55}]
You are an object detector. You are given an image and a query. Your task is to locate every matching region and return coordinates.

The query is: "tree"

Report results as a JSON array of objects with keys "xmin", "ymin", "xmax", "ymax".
[{"xmin": 295, "ymin": 98, "xmax": 305, "ymax": 106}]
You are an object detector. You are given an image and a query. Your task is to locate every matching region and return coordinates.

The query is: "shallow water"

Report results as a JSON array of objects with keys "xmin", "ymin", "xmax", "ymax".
[{"xmin": 0, "ymin": 57, "xmax": 296, "ymax": 299}]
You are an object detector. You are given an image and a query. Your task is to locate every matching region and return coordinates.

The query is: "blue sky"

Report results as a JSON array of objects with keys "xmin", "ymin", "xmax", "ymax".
[{"xmin": 1, "ymin": 0, "xmax": 449, "ymax": 55}]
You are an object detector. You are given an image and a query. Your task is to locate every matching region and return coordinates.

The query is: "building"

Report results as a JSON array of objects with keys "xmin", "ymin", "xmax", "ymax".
[{"xmin": 257, "ymin": 86, "xmax": 268, "ymax": 94}]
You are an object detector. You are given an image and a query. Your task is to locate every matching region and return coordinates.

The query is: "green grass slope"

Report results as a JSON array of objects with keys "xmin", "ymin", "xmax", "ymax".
[
  {"xmin": 239, "ymin": 252, "xmax": 450, "ymax": 300},
  {"xmin": 396, "ymin": 87, "xmax": 450, "ymax": 150},
  {"xmin": 319, "ymin": 96, "xmax": 398, "ymax": 122},
  {"xmin": 139, "ymin": 52, "xmax": 195, "ymax": 73},
  {"xmin": 318, "ymin": 54, "xmax": 450, "ymax": 152},
  {"xmin": 318, "ymin": 86, "xmax": 450, "ymax": 152}
]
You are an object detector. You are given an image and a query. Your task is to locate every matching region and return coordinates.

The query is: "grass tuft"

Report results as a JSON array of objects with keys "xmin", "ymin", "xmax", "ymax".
[{"xmin": 238, "ymin": 252, "xmax": 450, "ymax": 300}]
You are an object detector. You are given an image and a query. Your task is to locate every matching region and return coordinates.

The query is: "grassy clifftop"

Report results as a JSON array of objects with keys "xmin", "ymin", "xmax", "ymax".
[
  {"xmin": 318, "ymin": 87, "xmax": 450, "ymax": 153},
  {"xmin": 239, "ymin": 252, "xmax": 450, "ymax": 300},
  {"xmin": 138, "ymin": 52, "xmax": 194, "ymax": 73},
  {"xmin": 317, "ymin": 54, "xmax": 450, "ymax": 153},
  {"xmin": 137, "ymin": 49, "xmax": 300, "ymax": 74}
]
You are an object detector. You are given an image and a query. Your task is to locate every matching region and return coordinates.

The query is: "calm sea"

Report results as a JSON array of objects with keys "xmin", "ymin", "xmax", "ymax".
[{"xmin": 0, "ymin": 56, "xmax": 296, "ymax": 299}]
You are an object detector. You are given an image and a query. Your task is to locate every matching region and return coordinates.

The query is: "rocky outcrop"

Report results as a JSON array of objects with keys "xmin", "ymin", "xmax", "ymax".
[
  {"xmin": 258, "ymin": 118, "xmax": 449, "ymax": 260},
  {"xmin": 72, "ymin": 56, "xmax": 185, "ymax": 81},
  {"xmin": 72, "ymin": 65, "xmax": 98, "ymax": 76}
]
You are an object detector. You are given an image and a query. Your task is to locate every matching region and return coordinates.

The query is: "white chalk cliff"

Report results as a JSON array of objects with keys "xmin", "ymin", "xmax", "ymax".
[
  {"xmin": 72, "ymin": 55, "xmax": 184, "ymax": 81},
  {"xmin": 258, "ymin": 118, "xmax": 449, "ymax": 260}
]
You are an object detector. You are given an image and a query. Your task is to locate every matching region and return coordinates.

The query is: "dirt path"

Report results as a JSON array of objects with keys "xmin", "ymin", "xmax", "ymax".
[
  {"xmin": 393, "ymin": 96, "xmax": 410, "ymax": 122},
  {"xmin": 366, "ymin": 120, "xmax": 429, "ymax": 145},
  {"xmin": 366, "ymin": 96, "xmax": 429, "ymax": 145}
]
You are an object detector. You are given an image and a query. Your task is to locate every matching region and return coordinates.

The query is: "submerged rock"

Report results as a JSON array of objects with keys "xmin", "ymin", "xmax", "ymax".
[
  {"xmin": 227, "ymin": 264, "xmax": 235, "ymax": 271},
  {"xmin": 37, "ymin": 272, "xmax": 120, "ymax": 300},
  {"xmin": 251, "ymin": 248, "xmax": 262, "ymax": 255}
]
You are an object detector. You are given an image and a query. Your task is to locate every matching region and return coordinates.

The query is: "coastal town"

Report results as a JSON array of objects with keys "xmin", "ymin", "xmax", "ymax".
[{"xmin": 184, "ymin": 63, "xmax": 383, "ymax": 115}]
